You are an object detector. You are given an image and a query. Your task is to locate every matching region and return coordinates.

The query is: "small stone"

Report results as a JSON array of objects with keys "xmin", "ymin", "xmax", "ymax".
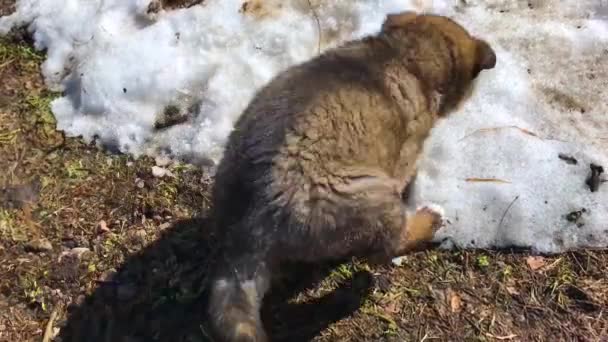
[
  {"xmin": 70, "ymin": 247, "xmax": 91, "ymax": 258},
  {"xmin": 58, "ymin": 247, "xmax": 91, "ymax": 262},
  {"xmin": 374, "ymin": 274, "xmax": 392, "ymax": 292},
  {"xmin": 25, "ymin": 238, "xmax": 53, "ymax": 253},
  {"xmin": 391, "ymin": 256, "xmax": 406, "ymax": 266},
  {"xmin": 159, "ymin": 222, "xmax": 171, "ymax": 230},
  {"xmin": 99, "ymin": 269, "xmax": 118, "ymax": 282},
  {"xmin": 135, "ymin": 178, "xmax": 145, "ymax": 189},
  {"xmin": 52, "ymin": 327, "xmax": 61, "ymax": 339},
  {"xmin": 62, "ymin": 239, "xmax": 77, "ymax": 249},
  {"xmin": 73, "ymin": 294, "xmax": 86, "ymax": 307},
  {"xmin": 151, "ymin": 166, "xmax": 164, "ymax": 177},
  {"xmin": 151, "ymin": 166, "xmax": 174, "ymax": 178},
  {"xmin": 147, "ymin": 0, "xmax": 161, "ymax": 15},
  {"xmin": 154, "ymin": 155, "xmax": 171, "ymax": 167},
  {"xmin": 50, "ymin": 288, "xmax": 64, "ymax": 298},
  {"xmin": 117, "ymin": 284, "xmax": 137, "ymax": 301},
  {"xmin": 506, "ymin": 286, "xmax": 520, "ymax": 295}
]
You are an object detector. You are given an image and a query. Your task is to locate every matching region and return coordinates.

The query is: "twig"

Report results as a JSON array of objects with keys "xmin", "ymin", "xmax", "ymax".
[
  {"xmin": 485, "ymin": 333, "xmax": 518, "ymax": 340},
  {"xmin": 558, "ymin": 153, "xmax": 577, "ymax": 165},
  {"xmin": 498, "ymin": 196, "xmax": 520, "ymax": 229},
  {"xmin": 42, "ymin": 305, "xmax": 60, "ymax": 342},
  {"xmin": 306, "ymin": 0, "xmax": 322, "ymax": 54},
  {"xmin": 543, "ymin": 257, "xmax": 563, "ymax": 272},
  {"xmin": 0, "ymin": 58, "xmax": 15, "ymax": 70},
  {"xmin": 586, "ymin": 163, "xmax": 604, "ymax": 192}
]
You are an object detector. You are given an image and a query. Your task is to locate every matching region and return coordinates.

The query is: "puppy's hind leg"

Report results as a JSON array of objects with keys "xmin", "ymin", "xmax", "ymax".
[
  {"xmin": 331, "ymin": 175, "xmax": 444, "ymax": 265},
  {"xmin": 208, "ymin": 252, "xmax": 272, "ymax": 342}
]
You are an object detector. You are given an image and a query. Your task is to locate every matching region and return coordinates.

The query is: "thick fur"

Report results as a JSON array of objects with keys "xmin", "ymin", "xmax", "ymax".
[{"xmin": 207, "ymin": 12, "xmax": 496, "ymax": 342}]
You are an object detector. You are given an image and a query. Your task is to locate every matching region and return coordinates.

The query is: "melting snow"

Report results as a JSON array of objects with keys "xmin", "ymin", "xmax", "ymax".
[{"xmin": 1, "ymin": 0, "xmax": 607, "ymax": 253}]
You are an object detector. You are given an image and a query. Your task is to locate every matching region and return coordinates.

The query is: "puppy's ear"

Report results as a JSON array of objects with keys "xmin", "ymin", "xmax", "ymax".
[
  {"xmin": 381, "ymin": 11, "xmax": 418, "ymax": 31},
  {"xmin": 472, "ymin": 39, "xmax": 496, "ymax": 77}
]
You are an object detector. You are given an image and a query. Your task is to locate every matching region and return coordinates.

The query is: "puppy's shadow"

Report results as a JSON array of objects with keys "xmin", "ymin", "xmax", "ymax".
[
  {"xmin": 263, "ymin": 262, "xmax": 373, "ymax": 342},
  {"xmin": 58, "ymin": 217, "xmax": 373, "ymax": 342}
]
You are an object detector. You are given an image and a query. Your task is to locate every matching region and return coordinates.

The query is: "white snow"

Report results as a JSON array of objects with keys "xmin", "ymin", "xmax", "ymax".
[{"xmin": 1, "ymin": 0, "xmax": 607, "ymax": 254}]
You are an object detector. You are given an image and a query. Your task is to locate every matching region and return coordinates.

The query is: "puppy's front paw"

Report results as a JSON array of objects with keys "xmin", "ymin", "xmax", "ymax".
[
  {"xmin": 394, "ymin": 203, "xmax": 446, "ymax": 261},
  {"xmin": 414, "ymin": 203, "xmax": 446, "ymax": 234}
]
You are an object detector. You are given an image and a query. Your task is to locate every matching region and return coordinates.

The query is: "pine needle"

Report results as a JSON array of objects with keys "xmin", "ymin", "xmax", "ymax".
[
  {"xmin": 465, "ymin": 178, "xmax": 511, "ymax": 184},
  {"xmin": 498, "ymin": 195, "xmax": 520, "ymax": 230},
  {"xmin": 459, "ymin": 125, "xmax": 541, "ymax": 142}
]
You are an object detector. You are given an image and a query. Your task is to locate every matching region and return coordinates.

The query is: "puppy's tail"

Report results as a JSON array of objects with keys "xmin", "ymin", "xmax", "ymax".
[{"xmin": 208, "ymin": 257, "xmax": 271, "ymax": 342}]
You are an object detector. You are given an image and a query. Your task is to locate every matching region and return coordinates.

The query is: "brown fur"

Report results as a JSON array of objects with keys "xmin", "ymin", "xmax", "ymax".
[{"xmin": 207, "ymin": 12, "xmax": 496, "ymax": 342}]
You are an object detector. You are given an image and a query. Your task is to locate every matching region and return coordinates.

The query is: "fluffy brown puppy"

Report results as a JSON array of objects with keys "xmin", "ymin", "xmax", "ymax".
[{"xmin": 207, "ymin": 11, "xmax": 496, "ymax": 342}]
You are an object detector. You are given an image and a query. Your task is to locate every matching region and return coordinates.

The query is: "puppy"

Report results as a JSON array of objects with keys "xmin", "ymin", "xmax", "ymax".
[{"xmin": 207, "ymin": 11, "xmax": 496, "ymax": 342}]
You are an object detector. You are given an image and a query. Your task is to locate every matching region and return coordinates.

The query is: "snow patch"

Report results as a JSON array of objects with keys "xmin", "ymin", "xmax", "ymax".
[{"xmin": 2, "ymin": 0, "xmax": 607, "ymax": 253}]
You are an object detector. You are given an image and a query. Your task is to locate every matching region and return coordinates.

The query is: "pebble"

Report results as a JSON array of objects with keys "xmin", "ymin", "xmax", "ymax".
[
  {"xmin": 151, "ymin": 166, "xmax": 174, "ymax": 178},
  {"xmin": 154, "ymin": 155, "xmax": 171, "ymax": 167},
  {"xmin": 130, "ymin": 229, "xmax": 148, "ymax": 245},
  {"xmin": 99, "ymin": 269, "xmax": 118, "ymax": 282},
  {"xmin": 135, "ymin": 178, "xmax": 145, "ymax": 189},
  {"xmin": 391, "ymin": 256, "xmax": 406, "ymax": 266},
  {"xmin": 25, "ymin": 238, "xmax": 53, "ymax": 253},
  {"xmin": 58, "ymin": 247, "xmax": 91, "ymax": 262}
]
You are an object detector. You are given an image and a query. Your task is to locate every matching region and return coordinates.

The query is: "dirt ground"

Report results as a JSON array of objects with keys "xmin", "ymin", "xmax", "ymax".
[{"xmin": 1, "ymin": 2, "xmax": 608, "ymax": 342}]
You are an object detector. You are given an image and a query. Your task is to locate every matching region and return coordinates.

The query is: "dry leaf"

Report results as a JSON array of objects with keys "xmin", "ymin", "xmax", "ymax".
[
  {"xmin": 450, "ymin": 291, "xmax": 462, "ymax": 313},
  {"xmin": 58, "ymin": 247, "xmax": 91, "ymax": 263},
  {"xmin": 98, "ymin": 220, "xmax": 110, "ymax": 233},
  {"xmin": 526, "ymin": 256, "xmax": 547, "ymax": 271},
  {"xmin": 506, "ymin": 286, "xmax": 520, "ymax": 296},
  {"xmin": 383, "ymin": 301, "xmax": 400, "ymax": 314}
]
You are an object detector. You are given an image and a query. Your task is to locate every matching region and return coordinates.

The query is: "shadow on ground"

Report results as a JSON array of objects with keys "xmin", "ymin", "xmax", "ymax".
[{"xmin": 57, "ymin": 216, "xmax": 373, "ymax": 342}]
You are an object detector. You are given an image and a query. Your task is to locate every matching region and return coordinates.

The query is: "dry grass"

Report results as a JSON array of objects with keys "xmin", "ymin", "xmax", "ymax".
[{"xmin": 1, "ymin": 5, "xmax": 608, "ymax": 341}]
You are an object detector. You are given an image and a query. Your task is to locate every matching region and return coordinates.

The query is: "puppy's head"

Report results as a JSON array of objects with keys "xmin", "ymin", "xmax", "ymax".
[
  {"xmin": 382, "ymin": 11, "xmax": 496, "ymax": 80},
  {"xmin": 381, "ymin": 11, "xmax": 496, "ymax": 114}
]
